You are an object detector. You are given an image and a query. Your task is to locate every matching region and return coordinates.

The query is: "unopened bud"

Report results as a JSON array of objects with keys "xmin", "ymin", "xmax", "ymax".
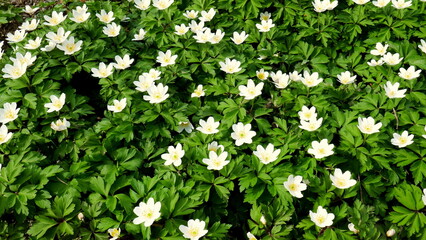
[
  {"xmin": 348, "ymin": 223, "xmax": 359, "ymax": 234},
  {"xmin": 260, "ymin": 215, "xmax": 266, "ymax": 225},
  {"xmin": 78, "ymin": 212, "xmax": 84, "ymax": 221},
  {"xmin": 386, "ymin": 228, "xmax": 396, "ymax": 237}
]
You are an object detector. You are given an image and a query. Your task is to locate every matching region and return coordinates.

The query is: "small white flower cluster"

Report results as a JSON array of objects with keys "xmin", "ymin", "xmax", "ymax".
[
  {"xmin": 368, "ymin": 42, "xmax": 403, "ymax": 66},
  {"xmin": 283, "ymin": 169, "xmax": 356, "ymax": 228},
  {"xmin": 44, "ymin": 93, "xmax": 71, "ymax": 132},
  {"xmin": 2, "ymin": 51, "xmax": 36, "ymax": 79},
  {"xmin": 352, "ymin": 0, "xmax": 412, "ymax": 8},
  {"xmin": 368, "ymin": 42, "xmax": 422, "ymax": 101},
  {"xmin": 298, "ymin": 106, "xmax": 323, "ymax": 132},
  {"xmin": 256, "ymin": 12, "xmax": 275, "ymax": 32}
]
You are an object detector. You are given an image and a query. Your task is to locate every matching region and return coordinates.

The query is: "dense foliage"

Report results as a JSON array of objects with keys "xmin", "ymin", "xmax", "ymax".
[{"xmin": 1, "ymin": 0, "xmax": 426, "ymax": 239}]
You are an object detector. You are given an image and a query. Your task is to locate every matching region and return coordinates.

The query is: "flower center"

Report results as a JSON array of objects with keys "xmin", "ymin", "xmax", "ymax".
[{"xmin": 316, "ymin": 216, "xmax": 325, "ymax": 224}]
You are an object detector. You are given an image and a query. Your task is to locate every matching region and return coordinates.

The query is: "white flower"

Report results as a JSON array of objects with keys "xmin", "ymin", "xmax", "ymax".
[
  {"xmin": 108, "ymin": 228, "xmax": 121, "ymax": 240},
  {"xmin": 183, "ymin": 10, "xmax": 199, "ymax": 19},
  {"xmin": 191, "ymin": 85, "xmax": 205, "ymax": 98},
  {"xmin": 271, "ymin": 71, "xmax": 291, "ymax": 89},
  {"xmin": 231, "ymin": 122, "xmax": 256, "ymax": 146},
  {"xmin": 391, "ymin": 0, "xmax": 412, "ymax": 9},
  {"xmin": 301, "ymin": 71, "xmax": 323, "ymax": 87},
  {"xmin": 24, "ymin": 37, "xmax": 42, "ymax": 50},
  {"xmin": 6, "ymin": 30, "xmax": 27, "ymax": 43},
  {"xmin": 219, "ymin": 58, "xmax": 242, "ymax": 74},
  {"xmin": 382, "ymin": 52, "xmax": 403, "ymax": 66},
  {"xmin": 256, "ymin": 19, "xmax": 275, "ymax": 32},
  {"xmin": 298, "ymin": 106, "xmax": 317, "ymax": 121},
  {"xmin": 370, "ymin": 42, "xmax": 388, "ymax": 56},
  {"xmin": 308, "ymin": 139, "xmax": 334, "ymax": 159},
  {"xmin": 239, "ymin": 79, "xmax": 264, "ymax": 100},
  {"xmin": 10, "ymin": 52, "xmax": 37, "ymax": 66},
  {"xmin": 161, "ymin": 143, "xmax": 185, "ymax": 166},
  {"xmin": 373, "ymin": 0, "xmax": 390, "ymax": 6},
  {"xmin": 143, "ymin": 83, "xmax": 169, "ymax": 103},
  {"xmin": 0, "ymin": 103, "xmax": 20, "ymax": 124},
  {"xmin": 134, "ymin": 76, "xmax": 154, "ymax": 92},
  {"xmin": 422, "ymin": 189, "xmax": 426, "ymax": 205},
  {"xmin": 107, "ymin": 98, "xmax": 127, "ymax": 112},
  {"xmin": 353, "ymin": 0, "xmax": 370, "ymax": 4},
  {"xmin": 175, "ymin": 24, "xmax": 189, "ymax": 35},
  {"xmin": 133, "ymin": 198, "xmax": 161, "ymax": 227},
  {"xmin": 210, "ymin": 29, "xmax": 225, "ymax": 44},
  {"xmin": 313, "ymin": 0, "xmax": 338, "ymax": 12},
  {"xmin": 46, "ymin": 27, "xmax": 71, "ymax": 44},
  {"xmin": 391, "ymin": 130, "xmax": 414, "ymax": 148},
  {"xmin": 330, "ymin": 168, "xmax": 357, "ymax": 189},
  {"xmin": 289, "ymin": 70, "xmax": 302, "ymax": 81},
  {"xmin": 299, "ymin": 118, "xmax": 323, "ymax": 132},
  {"xmin": 77, "ymin": 212, "xmax": 84, "ymax": 221},
  {"xmin": 207, "ymin": 141, "xmax": 224, "ymax": 152},
  {"xmin": 44, "ymin": 93, "xmax": 66, "ymax": 112},
  {"xmin": 231, "ymin": 31, "xmax": 249, "ymax": 45},
  {"xmin": 134, "ymin": 0, "xmax": 151, "ymax": 10},
  {"xmin": 91, "ymin": 62, "xmax": 114, "ymax": 78},
  {"xmin": 96, "ymin": 10, "xmax": 115, "ymax": 23},
  {"xmin": 199, "ymin": 8, "xmax": 216, "ymax": 22},
  {"xmin": 57, "ymin": 37, "xmax": 83, "ymax": 55},
  {"xmin": 247, "ymin": 232, "xmax": 257, "ymax": 240},
  {"xmin": 384, "ymin": 81, "xmax": 406, "ymax": 99},
  {"xmin": 179, "ymin": 219, "xmax": 208, "ymax": 240},
  {"xmin": 0, "ymin": 125, "xmax": 13, "ymax": 145},
  {"xmin": 142, "ymin": 68, "xmax": 161, "ymax": 81},
  {"xmin": 103, "ymin": 23, "xmax": 121, "ymax": 37},
  {"xmin": 337, "ymin": 71, "xmax": 356, "ymax": 84},
  {"xmin": 177, "ymin": 121, "xmax": 194, "ymax": 133},
  {"xmin": 386, "ymin": 229, "xmax": 396, "ymax": 237},
  {"xmin": 41, "ymin": 41, "xmax": 57, "ymax": 52},
  {"xmin": 367, "ymin": 59, "xmax": 384, "ymax": 66},
  {"xmin": 24, "ymin": 5, "xmax": 39, "ymax": 15},
  {"xmin": 348, "ymin": 223, "xmax": 359, "ymax": 234},
  {"xmin": 113, "ymin": 54, "xmax": 134, "ymax": 70},
  {"xmin": 156, "ymin": 50, "xmax": 177, "ymax": 66},
  {"xmin": 197, "ymin": 117, "xmax": 220, "ymax": 134},
  {"xmin": 70, "ymin": 5, "xmax": 90, "ymax": 23},
  {"xmin": 357, "ymin": 117, "xmax": 382, "ymax": 134},
  {"xmin": 398, "ymin": 66, "xmax": 421, "ymax": 80},
  {"xmin": 51, "ymin": 118, "xmax": 70, "ymax": 131},
  {"xmin": 193, "ymin": 28, "xmax": 214, "ymax": 43},
  {"xmin": 202, "ymin": 151, "xmax": 229, "ymax": 170},
  {"xmin": 253, "ymin": 143, "xmax": 281, "ymax": 164},
  {"xmin": 309, "ymin": 206, "xmax": 335, "ymax": 228},
  {"xmin": 423, "ymin": 126, "xmax": 426, "ymax": 139},
  {"xmin": 133, "ymin": 28, "xmax": 146, "ymax": 41},
  {"xmin": 19, "ymin": 19, "xmax": 40, "ymax": 31},
  {"xmin": 256, "ymin": 69, "xmax": 268, "ymax": 80},
  {"xmin": 260, "ymin": 11, "xmax": 271, "ymax": 21},
  {"xmin": 283, "ymin": 175, "xmax": 307, "ymax": 198},
  {"xmin": 419, "ymin": 39, "xmax": 426, "ymax": 54},
  {"xmin": 2, "ymin": 61, "xmax": 27, "ymax": 79},
  {"xmin": 44, "ymin": 11, "xmax": 67, "ymax": 26},
  {"xmin": 152, "ymin": 0, "xmax": 174, "ymax": 10},
  {"xmin": 188, "ymin": 21, "xmax": 205, "ymax": 33}
]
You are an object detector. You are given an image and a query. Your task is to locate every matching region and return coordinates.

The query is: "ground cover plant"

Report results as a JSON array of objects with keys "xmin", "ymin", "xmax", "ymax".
[{"xmin": 1, "ymin": 0, "xmax": 426, "ymax": 239}]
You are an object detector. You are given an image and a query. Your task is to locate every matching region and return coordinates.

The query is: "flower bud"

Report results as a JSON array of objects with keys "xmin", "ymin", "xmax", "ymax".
[
  {"xmin": 348, "ymin": 223, "xmax": 359, "ymax": 234},
  {"xmin": 386, "ymin": 228, "xmax": 396, "ymax": 237},
  {"xmin": 260, "ymin": 215, "xmax": 266, "ymax": 225},
  {"xmin": 77, "ymin": 212, "xmax": 84, "ymax": 221}
]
